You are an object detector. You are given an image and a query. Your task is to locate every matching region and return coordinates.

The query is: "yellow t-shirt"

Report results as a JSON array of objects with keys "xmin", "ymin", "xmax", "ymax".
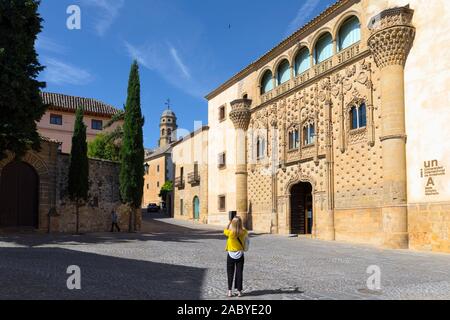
[{"xmin": 224, "ymin": 229, "xmax": 248, "ymax": 252}]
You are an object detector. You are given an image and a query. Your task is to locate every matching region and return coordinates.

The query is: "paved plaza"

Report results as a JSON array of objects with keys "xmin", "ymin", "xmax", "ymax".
[{"xmin": 0, "ymin": 213, "xmax": 449, "ymax": 300}]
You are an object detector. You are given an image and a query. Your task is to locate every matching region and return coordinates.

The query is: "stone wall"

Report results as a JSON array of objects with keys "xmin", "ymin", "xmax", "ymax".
[
  {"xmin": 408, "ymin": 202, "xmax": 450, "ymax": 253},
  {"xmin": 53, "ymin": 154, "xmax": 123, "ymax": 233}
]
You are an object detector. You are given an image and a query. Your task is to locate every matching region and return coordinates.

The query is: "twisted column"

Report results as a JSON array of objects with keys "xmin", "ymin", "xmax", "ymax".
[
  {"xmin": 229, "ymin": 99, "xmax": 252, "ymax": 227},
  {"xmin": 368, "ymin": 6, "xmax": 415, "ymax": 249}
]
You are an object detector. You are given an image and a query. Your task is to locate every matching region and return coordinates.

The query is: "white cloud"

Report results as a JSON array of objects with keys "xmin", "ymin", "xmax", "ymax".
[
  {"xmin": 35, "ymin": 36, "xmax": 67, "ymax": 54},
  {"xmin": 81, "ymin": 0, "xmax": 125, "ymax": 36},
  {"xmin": 124, "ymin": 41, "xmax": 204, "ymax": 98},
  {"xmin": 169, "ymin": 47, "xmax": 191, "ymax": 79},
  {"xmin": 285, "ymin": 0, "xmax": 321, "ymax": 36},
  {"xmin": 42, "ymin": 58, "xmax": 94, "ymax": 85}
]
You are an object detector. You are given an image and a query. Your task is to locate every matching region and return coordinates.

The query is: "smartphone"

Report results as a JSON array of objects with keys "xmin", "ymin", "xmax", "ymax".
[{"xmin": 229, "ymin": 211, "xmax": 237, "ymax": 221}]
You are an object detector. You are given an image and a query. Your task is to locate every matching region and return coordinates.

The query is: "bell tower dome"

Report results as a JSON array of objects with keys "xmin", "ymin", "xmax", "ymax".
[{"xmin": 159, "ymin": 101, "xmax": 177, "ymax": 148}]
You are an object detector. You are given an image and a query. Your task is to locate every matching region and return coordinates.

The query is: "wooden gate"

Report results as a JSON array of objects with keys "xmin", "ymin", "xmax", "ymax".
[{"xmin": 0, "ymin": 161, "xmax": 39, "ymax": 228}]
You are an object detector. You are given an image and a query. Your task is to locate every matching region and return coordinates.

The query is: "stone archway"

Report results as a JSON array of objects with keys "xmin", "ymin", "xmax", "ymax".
[
  {"xmin": 282, "ymin": 173, "xmax": 317, "ymax": 236},
  {"xmin": 0, "ymin": 161, "xmax": 39, "ymax": 228}
]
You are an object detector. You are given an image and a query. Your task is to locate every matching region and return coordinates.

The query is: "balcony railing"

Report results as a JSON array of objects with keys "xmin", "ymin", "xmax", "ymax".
[
  {"xmin": 187, "ymin": 172, "xmax": 200, "ymax": 185},
  {"xmin": 174, "ymin": 177, "xmax": 185, "ymax": 189}
]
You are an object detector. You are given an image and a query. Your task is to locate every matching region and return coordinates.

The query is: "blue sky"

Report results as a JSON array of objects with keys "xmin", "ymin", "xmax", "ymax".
[{"xmin": 37, "ymin": 0, "xmax": 335, "ymax": 149}]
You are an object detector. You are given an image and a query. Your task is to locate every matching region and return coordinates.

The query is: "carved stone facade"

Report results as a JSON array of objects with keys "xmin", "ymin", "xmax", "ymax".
[{"xmin": 205, "ymin": 0, "xmax": 450, "ymax": 253}]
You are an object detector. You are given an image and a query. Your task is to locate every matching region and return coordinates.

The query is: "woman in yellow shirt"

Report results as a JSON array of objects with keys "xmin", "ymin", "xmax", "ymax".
[{"xmin": 224, "ymin": 216, "xmax": 248, "ymax": 297}]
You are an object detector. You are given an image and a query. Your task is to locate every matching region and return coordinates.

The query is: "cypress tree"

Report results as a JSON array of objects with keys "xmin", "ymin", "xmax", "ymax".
[
  {"xmin": 68, "ymin": 107, "xmax": 89, "ymax": 234},
  {"xmin": 0, "ymin": 0, "xmax": 47, "ymax": 160},
  {"xmin": 120, "ymin": 61, "xmax": 145, "ymax": 231}
]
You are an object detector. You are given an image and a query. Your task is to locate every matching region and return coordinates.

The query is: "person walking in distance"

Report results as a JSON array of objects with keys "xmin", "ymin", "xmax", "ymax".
[
  {"xmin": 224, "ymin": 216, "xmax": 249, "ymax": 297},
  {"xmin": 111, "ymin": 209, "xmax": 120, "ymax": 232}
]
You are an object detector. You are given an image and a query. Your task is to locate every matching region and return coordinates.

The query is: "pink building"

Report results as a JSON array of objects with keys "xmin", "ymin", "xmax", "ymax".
[{"xmin": 38, "ymin": 92, "xmax": 123, "ymax": 154}]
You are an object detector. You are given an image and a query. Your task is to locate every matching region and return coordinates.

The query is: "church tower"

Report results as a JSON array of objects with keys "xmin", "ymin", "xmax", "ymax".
[{"xmin": 159, "ymin": 103, "xmax": 177, "ymax": 148}]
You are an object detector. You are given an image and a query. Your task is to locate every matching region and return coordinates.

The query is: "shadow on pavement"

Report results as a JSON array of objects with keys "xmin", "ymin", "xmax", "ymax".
[
  {"xmin": 0, "ymin": 212, "xmax": 261, "ymax": 247},
  {"xmin": 0, "ymin": 247, "xmax": 206, "ymax": 300},
  {"xmin": 243, "ymin": 287, "xmax": 305, "ymax": 297}
]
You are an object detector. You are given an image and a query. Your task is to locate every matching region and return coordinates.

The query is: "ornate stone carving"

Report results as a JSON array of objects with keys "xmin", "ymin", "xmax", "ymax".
[
  {"xmin": 229, "ymin": 98, "xmax": 252, "ymax": 130},
  {"xmin": 368, "ymin": 6, "xmax": 416, "ymax": 68}
]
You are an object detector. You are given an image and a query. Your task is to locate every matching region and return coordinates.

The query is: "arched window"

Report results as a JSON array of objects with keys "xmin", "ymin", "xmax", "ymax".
[
  {"xmin": 256, "ymin": 137, "xmax": 266, "ymax": 160},
  {"xmin": 314, "ymin": 33, "xmax": 333, "ymax": 64},
  {"xmin": 167, "ymin": 128, "xmax": 172, "ymax": 136},
  {"xmin": 260, "ymin": 70, "xmax": 274, "ymax": 94},
  {"xmin": 276, "ymin": 60, "xmax": 291, "ymax": 86},
  {"xmin": 350, "ymin": 102, "xmax": 367, "ymax": 129},
  {"xmin": 162, "ymin": 129, "xmax": 166, "ymax": 136},
  {"xmin": 294, "ymin": 47, "xmax": 310, "ymax": 76},
  {"xmin": 303, "ymin": 122, "xmax": 315, "ymax": 146},
  {"xmin": 288, "ymin": 127, "xmax": 300, "ymax": 150},
  {"xmin": 338, "ymin": 16, "xmax": 361, "ymax": 51}
]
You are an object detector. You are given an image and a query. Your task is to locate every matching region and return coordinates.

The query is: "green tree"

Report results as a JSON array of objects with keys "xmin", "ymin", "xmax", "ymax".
[
  {"xmin": 158, "ymin": 181, "xmax": 173, "ymax": 200},
  {"xmin": 68, "ymin": 107, "xmax": 89, "ymax": 234},
  {"xmin": 0, "ymin": 0, "xmax": 47, "ymax": 160},
  {"xmin": 88, "ymin": 132, "xmax": 121, "ymax": 162},
  {"xmin": 120, "ymin": 61, "xmax": 145, "ymax": 232}
]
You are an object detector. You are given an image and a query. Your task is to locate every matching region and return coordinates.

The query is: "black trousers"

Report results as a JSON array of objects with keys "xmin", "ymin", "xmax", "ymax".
[
  {"xmin": 111, "ymin": 222, "xmax": 120, "ymax": 232},
  {"xmin": 227, "ymin": 254, "xmax": 244, "ymax": 291}
]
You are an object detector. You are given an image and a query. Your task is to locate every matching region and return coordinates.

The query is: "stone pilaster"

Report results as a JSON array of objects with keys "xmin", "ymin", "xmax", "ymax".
[
  {"xmin": 368, "ymin": 6, "xmax": 415, "ymax": 249},
  {"xmin": 229, "ymin": 98, "xmax": 252, "ymax": 227}
]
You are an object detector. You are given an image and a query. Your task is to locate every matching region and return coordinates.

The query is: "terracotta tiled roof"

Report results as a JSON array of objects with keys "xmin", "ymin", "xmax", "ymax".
[
  {"xmin": 40, "ymin": 135, "xmax": 62, "ymax": 144},
  {"xmin": 40, "ymin": 92, "xmax": 121, "ymax": 117},
  {"xmin": 205, "ymin": 0, "xmax": 352, "ymax": 100}
]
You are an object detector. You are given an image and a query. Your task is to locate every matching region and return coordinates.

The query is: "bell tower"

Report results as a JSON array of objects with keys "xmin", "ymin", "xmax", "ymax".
[{"xmin": 159, "ymin": 100, "xmax": 177, "ymax": 148}]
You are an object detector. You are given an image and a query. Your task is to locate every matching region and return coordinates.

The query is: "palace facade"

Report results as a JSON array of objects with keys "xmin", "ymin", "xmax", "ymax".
[{"xmin": 202, "ymin": 0, "xmax": 450, "ymax": 253}]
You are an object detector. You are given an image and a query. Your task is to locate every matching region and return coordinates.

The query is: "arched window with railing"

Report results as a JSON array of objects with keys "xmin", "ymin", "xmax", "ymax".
[
  {"xmin": 260, "ymin": 70, "xmax": 274, "ymax": 94},
  {"xmin": 338, "ymin": 16, "xmax": 361, "ymax": 51},
  {"xmin": 294, "ymin": 47, "xmax": 310, "ymax": 76},
  {"xmin": 350, "ymin": 102, "xmax": 367, "ymax": 130},
  {"xmin": 276, "ymin": 59, "xmax": 291, "ymax": 86},
  {"xmin": 314, "ymin": 33, "xmax": 333, "ymax": 64}
]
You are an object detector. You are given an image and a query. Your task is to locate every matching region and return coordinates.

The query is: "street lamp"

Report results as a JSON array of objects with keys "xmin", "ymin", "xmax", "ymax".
[{"xmin": 144, "ymin": 163, "xmax": 149, "ymax": 175}]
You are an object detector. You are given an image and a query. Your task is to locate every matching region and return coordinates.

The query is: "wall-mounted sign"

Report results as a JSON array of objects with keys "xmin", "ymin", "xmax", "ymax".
[{"xmin": 420, "ymin": 160, "xmax": 446, "ymax": 196}]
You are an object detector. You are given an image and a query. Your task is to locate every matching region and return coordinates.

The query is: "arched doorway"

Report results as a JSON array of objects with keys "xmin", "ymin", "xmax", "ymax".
[
  {"xmin": 193, "ymin": 196, "xmax": 200, "ymax": 220},
  {"xmin": 0, "ymin": 161, "xmax": 39, "ymax": 228},
  {"xmin": 290, "ymin": 182, "xmax": 313, "ymax": 235}
]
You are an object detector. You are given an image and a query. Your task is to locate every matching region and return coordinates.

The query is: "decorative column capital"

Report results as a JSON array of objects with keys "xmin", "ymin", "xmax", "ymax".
[
  {"xmin": 368, "ymin": 6, "xmax": 416, "ymax": 68},
  {"xmin": 229, "ymin": 98, "xmax": 252, "ymax": 131}
]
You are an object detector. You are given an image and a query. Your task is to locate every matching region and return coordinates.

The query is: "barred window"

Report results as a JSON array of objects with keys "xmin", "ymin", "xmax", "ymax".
[
  {"xmin": 218, "ymin": 152, "xmax": 226, "ymax": 169},
  {"xmin": 218, "ymin": 195, "xmax": 226, "ymax": 212}
]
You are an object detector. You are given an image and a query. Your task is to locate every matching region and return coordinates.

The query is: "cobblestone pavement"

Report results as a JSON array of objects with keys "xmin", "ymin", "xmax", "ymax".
[{"xmin": 1, "ymin": 213, "xmax": 450, "ymax": 300}]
